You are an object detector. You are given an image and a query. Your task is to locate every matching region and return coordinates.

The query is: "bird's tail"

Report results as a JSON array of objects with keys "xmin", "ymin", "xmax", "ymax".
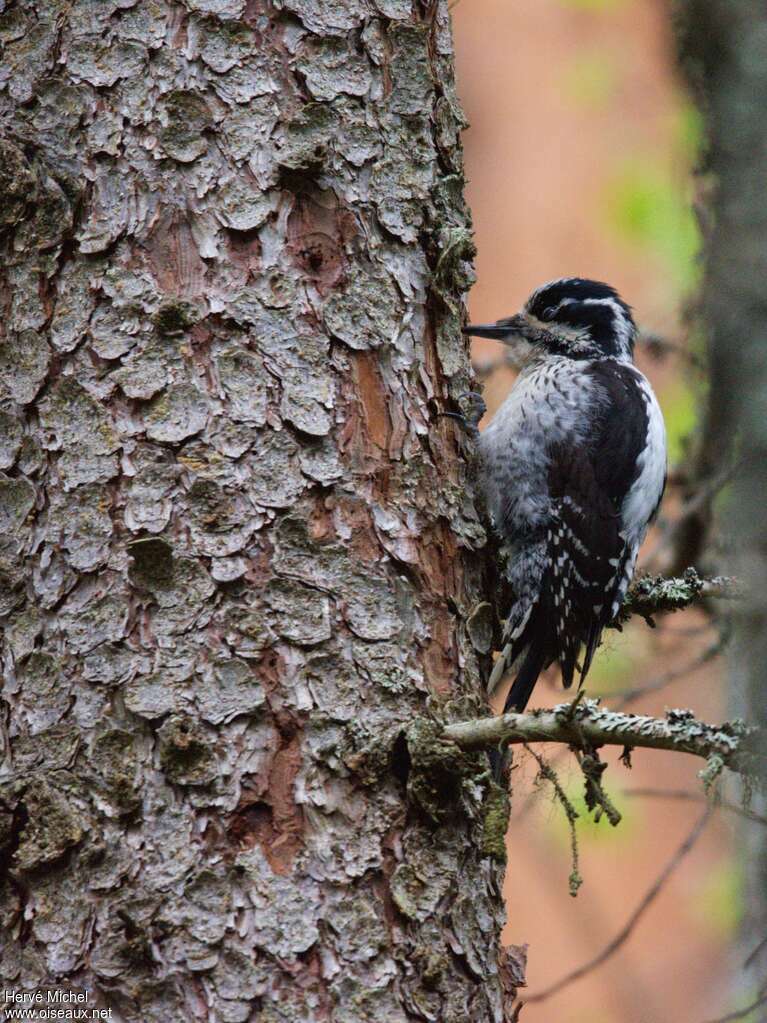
[
  {"xmin": 487, "ymin": 637, "xmax": 515, "ymax": 697},
  {"xmin": 487, "ymin": 598, "xmax": 536, "ymax": 697},
  {"xmin": 488, "ymin": 597, "xmax": 549, "ymax": 712},
  {"xmin": 488, "ymin": 626, "xmax": 548, "ymax": 780},
  {"xmin": 502, "ymin": 630, "xmax": 548, "ymax": 714}
]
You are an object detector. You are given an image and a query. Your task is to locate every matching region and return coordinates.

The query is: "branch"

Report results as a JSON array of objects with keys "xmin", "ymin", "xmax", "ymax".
[
  {"xmin": 444, "ymin": 699, "xmax": 762, "ymax": 780},
  {"xmin": 509, "ymin": 634, "xmax": 726, "ymax": 824},
  {"xmin": 618, "ymin": 568, "xmax": 740, "ymax": 626}
]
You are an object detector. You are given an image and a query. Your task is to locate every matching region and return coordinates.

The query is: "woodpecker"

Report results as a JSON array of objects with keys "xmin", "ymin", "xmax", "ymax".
[{"xmin": 464, "ymin": 278, "xmax": 667, "ymax": 714}]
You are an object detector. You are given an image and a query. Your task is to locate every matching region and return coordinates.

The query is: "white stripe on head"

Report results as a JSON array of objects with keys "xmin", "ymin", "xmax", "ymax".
[{"xmin": 580, "ymin": 297, "xmax": 636, "ymax": 360}]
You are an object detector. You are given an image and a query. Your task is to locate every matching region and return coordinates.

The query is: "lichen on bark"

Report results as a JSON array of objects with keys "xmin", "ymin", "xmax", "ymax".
[{"xmin": 0, "ymin": 1, "xmax": 510, "ymax": 1020}]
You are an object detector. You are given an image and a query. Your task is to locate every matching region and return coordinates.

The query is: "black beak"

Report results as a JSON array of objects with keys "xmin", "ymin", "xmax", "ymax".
[
  {"xmin": 462, "ymin": 323, "xmax": 510, "ymax": 340},
  {"xmin": 462, "ymin": 314, "xmax": 528, "ymax": 340}
]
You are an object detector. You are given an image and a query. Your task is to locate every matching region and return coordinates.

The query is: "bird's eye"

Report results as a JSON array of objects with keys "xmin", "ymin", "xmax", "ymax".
[{"xmin": 541, "ymin": 306, "xmax": 558, "ymax": 321}]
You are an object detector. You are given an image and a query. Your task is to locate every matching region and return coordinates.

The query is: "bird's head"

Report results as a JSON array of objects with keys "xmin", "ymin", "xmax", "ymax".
[{"xmin": 463, "ymin": 277, "xmax": 637, "ymax": 362}]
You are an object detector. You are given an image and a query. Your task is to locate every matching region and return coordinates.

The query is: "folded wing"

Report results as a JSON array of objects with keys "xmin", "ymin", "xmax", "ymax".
[{"xmin": 494, "ymin": 360, "xmax": 659, "ymax": 712}]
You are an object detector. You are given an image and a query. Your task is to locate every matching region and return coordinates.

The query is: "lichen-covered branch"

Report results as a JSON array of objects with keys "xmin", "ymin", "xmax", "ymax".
[
  {"xmin": 444, "ymin": 699, "xmax": 762, "ymax": 779},
  {"xmin": 618, "ymin": 568, "xmax": 740, "ymax": 624}
]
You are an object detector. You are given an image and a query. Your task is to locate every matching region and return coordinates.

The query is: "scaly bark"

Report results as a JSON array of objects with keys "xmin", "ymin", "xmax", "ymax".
[{"xmin": 0, "ymin": 3, "xmax": 513, "ymax": 1020}]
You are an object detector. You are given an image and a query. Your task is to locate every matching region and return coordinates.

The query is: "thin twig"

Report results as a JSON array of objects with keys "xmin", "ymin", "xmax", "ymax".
[
  {"xmin": 510, "ymin": 743, "xmax": 571, "ymax": 822},
  {"xmin": 512, "ymin": 639, "xmax": 725, "ymax": 822},
  {"xmin": 524, "ymin": 744, "xmax": 582, "ymax": 897},
  {"xmin": 623, "ymin": 787, "xmax": 767, "ymax": 828},
  {"xmin": 519, "ymin": 808, "xmax": 711, "ymax": 1005},
  {"xmin": 652, "ymin": 620, "xmax": 719, "ymax": 636}
]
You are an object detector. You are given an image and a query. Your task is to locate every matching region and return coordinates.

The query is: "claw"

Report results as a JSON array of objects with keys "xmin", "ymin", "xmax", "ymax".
[
  {"xmin": 459, "ymin": 390, "xmax": 487, "ymax": 427},
  {"xmin": 438, "ymin": 390, "xmax": 486, "ymax": 438}
]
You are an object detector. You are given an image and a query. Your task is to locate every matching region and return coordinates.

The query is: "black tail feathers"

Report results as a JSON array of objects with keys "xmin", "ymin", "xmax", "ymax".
[
  {"xmin": 492, "ymin": 626, "xmax": 552, "ymax": 777},
  {"xmin": 502, "ymin": 632, "xmax": 548, "ymax": 714},
  {"xmin": 490, "ymin": 638, "xmax": 548, "ymax": 782}
]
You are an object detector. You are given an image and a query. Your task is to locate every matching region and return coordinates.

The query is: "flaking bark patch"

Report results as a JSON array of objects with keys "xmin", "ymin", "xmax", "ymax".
[
  {"xmin": 159, "ymin": 90, "xmax": 213, "ymax": 164},
  {"xmin": 8, "ymin": 780, "xmax": 87, "ymax": 873},
  {"xmin": 0, "ymin": 140, "xmax": 35, "ymax": 228},
  {"xmin": 158, "ymin": 715, "xmax": 218, "ymax": 786}
]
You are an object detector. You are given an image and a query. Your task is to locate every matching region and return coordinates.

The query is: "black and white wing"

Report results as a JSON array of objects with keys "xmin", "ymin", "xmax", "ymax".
[{"xmin": 492, "ymin": 360, "xmax": 666, "ymax": 712}]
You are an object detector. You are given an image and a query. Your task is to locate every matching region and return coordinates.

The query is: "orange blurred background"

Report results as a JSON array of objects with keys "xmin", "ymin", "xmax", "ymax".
[{"xmin": 453, "ymin": 3, "xmax": 741, "ymax": 1021}]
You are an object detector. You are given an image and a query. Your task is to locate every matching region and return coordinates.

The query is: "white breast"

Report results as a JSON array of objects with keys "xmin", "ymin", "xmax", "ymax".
[
  {"xmin": 479, "ymin": 358, "xmax": 604, "ymax": 535},
  {"xmin": 621, "ymin": 371, "xmax": 667, "ymax": 545}
]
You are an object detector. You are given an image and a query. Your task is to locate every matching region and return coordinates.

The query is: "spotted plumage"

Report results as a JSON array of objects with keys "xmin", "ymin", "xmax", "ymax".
[{"xmin": 464, "ymin": 278, "xmax": 667, "ymax": 713}]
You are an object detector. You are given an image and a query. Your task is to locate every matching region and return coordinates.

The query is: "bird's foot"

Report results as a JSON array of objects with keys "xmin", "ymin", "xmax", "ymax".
[{"xmin": 439, "ymin": 390, "xmax": 486, "ymax": 439}]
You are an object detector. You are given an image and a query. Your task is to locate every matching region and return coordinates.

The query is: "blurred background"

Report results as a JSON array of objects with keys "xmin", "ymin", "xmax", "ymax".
[{"xmin": 453, "ymin": 3, "xmax": 742, "ymax": 1021}]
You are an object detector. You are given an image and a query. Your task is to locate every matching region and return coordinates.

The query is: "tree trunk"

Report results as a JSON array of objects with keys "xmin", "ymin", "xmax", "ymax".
[
  {"xmin": 676, "ymin": 0, "xmax": 767, "ymax": 999},
  {"xmin": 0, "ymin": 2, "xmax": 514, "ymax": 1021}
]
